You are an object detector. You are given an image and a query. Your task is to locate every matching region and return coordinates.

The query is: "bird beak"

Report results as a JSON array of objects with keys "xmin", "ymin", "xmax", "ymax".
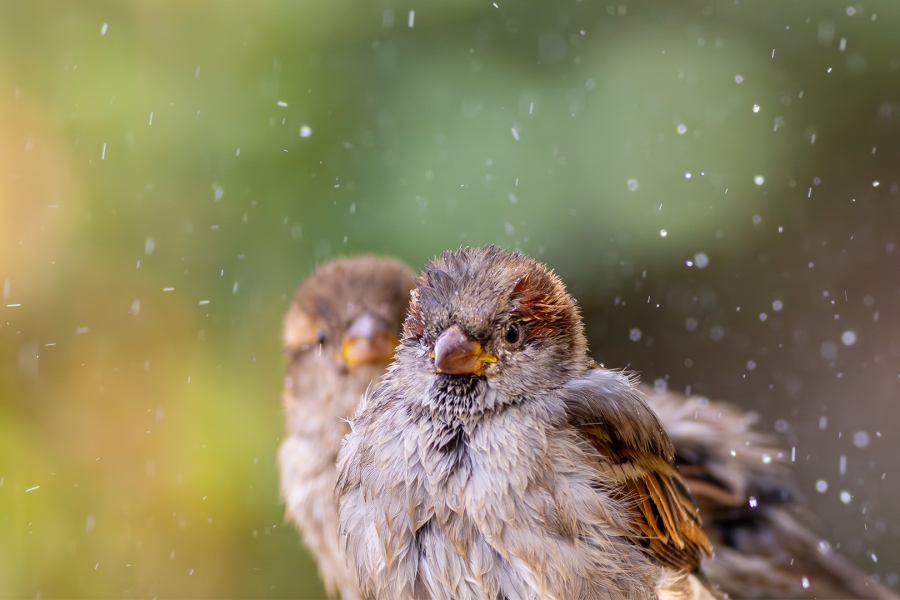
[
  {"xmin": 432, "ymin": 326, "xmax": 497, "ymax": 375},
  {"xmin": 339, "ymin": 313, "xmax": 398, "ymax": 368}
]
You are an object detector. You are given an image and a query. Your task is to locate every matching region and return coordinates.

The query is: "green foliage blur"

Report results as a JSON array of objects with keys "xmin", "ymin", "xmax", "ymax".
[{"xmin": 2, "ymin": 1, "xmax": 899, "ymax": 597}]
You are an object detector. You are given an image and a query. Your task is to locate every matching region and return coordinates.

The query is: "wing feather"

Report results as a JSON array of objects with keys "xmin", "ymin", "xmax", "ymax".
[{"xmin": 563, "ymin": 368, "xmax": 712, "ymax": 573}]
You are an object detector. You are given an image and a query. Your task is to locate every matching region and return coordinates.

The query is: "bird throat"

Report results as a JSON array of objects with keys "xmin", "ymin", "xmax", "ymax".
[{"xmin": 426, "ymin": 374, "xmax": 489, "ymax": 421}]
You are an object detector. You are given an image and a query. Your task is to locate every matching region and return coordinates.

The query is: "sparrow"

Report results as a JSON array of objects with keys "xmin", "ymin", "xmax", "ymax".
[
  {"xmin": 336, "ymin": 246, "xmax": 715, "ymax": 600},
  {"xmin": 278, "ymin": 255, "xmax": 415, "ymax": 599},
  {"xmin": 283, "ymin": 252, "xmax": 894, "ymax": 599},
  {"xmin": 644, "ymin": 387, "xmax": 898, "ymax": 599}
]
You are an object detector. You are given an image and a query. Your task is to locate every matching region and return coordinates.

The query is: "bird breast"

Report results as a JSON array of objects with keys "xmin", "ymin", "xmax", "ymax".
[{"xmin": 347, "ymin": 395, "xmax": 662, "ymax": 599}]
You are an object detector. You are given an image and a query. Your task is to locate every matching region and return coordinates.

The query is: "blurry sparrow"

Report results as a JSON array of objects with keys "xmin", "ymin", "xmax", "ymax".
[
  {"xmin": 278, "ymin": 255, "xmax": 415, "ymax": 599},
  {"xmin": 337, "ymin": 247, "xmax": 714, "ymax": 600}
]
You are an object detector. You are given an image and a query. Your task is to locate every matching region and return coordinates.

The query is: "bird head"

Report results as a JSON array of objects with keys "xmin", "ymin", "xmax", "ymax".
[
  {"xmin": 283, "ymin": 255, "xmax": 415, "ymax": 372},
  {"xmin": 400, "ymin": 246, "xmax": 590, "ymax": 399}
]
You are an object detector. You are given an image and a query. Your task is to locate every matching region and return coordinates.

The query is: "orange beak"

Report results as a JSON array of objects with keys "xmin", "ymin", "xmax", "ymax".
[
  {"xmin": 339, "ymin": 313, "xmax": 397, "ymax": 368},
  {"xmin": 432, "ymin": 326, "xmax": 497, "ymax": 375}
]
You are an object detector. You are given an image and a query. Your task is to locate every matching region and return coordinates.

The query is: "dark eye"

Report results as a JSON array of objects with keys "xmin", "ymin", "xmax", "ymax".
[
  {"xmin": 316, "ymin": 329, "xmax": 327, "ymax": 345},
  {"xmin": 504, "ymin": 323, "xmax": 523, "ymax": 345}
]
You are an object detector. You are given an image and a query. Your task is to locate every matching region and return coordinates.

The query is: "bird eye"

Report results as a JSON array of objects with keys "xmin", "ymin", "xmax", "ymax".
[
  {"xmin": 504, "ymin": 323, "xmax": 523, "ymax": 345},
  {"xmin": 316, "ymin": 329, "xmax": 327, "ymax": 346}
]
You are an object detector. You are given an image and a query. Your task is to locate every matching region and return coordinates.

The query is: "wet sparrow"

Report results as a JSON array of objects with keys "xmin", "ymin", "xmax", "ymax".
[{"xmin": 337, "ymin": 247, "xmax": 713, "ymax": 600}]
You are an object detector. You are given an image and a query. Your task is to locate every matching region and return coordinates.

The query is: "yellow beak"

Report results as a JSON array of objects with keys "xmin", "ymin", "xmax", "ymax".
[{"xmin": 339, "ymin": 313, "xmax": 397, "ymax": 368}]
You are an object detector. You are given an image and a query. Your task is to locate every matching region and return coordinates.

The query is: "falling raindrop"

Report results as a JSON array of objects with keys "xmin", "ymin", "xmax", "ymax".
[
  {"xmin": 816, "ymin": 480, "xmax": 828, "ymax": 493},
  {"xmin": 853, "ymin": 431, "xmax": 870, "ymax": 448},
  {"xmin": 754, "ymin": 175, "xmax": 765, "ymax": 185},
  {"xmin": 627, "ymin": 178, "xmax": 639, "ymax": 191},
  {"xmin": 629, "ymin": 328, "xmax": 642, "ymax": 342},
  {"xmin": 841, "ymin": 331, "xmax": 857, "ymax": 345}
]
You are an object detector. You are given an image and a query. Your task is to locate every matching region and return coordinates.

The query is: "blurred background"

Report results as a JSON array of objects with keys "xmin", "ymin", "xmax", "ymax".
[{"xmin": 1, "ymin": 0, "xmax": 899, "ymax": 597}]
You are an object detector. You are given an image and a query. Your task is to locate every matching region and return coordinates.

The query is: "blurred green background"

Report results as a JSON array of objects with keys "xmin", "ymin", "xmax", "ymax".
[{"xmin": 1, "ymin": 0, "xmax": 899, "ymax": 597}]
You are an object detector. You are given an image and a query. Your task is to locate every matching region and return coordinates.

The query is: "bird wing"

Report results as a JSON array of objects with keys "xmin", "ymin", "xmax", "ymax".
[
  {"xmin": 643, "ymin": 387, "xmax": 899, "ymax": 599},
  {"xmin": 562, "ymin": 368, "xmax": 712, "ymax": 573}
]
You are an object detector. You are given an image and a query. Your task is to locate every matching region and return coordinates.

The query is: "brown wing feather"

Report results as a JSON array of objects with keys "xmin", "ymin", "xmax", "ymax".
[{"xmin": 584, "ymin": 425, "xmax": 711, "ymax": 572}]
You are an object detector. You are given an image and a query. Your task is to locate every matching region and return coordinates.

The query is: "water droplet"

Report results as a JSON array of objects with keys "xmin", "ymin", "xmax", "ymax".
[
  {"xmin": 752, "ymin": 104, "xmax": 760, "ymax": 113},
  {"xmin": 684, "ymin": 172, "xmax": 692, "ymax": 179},
  {"xmin": 685, "ymin": 317, "xmax": 698, "ymax": 332},
  {"xmin": 653, "ymin": 378, "xmax": 667, "ymax": 392},
  {"xmin": 659, "ymin": 229, "xmax": 667, "ymax": 237},
  {"xmin": 748, "ymin": 496, "xmax": 758, "ymax": 508},
  {"xmin": 759, "ymin": 313, "xmax": 768, "ymax": 321},
  {"xmin": 841, "ymin": 331, "xmax": 856, "ymax": 345},
  {"xmin": 747, "ymin": 360, "xmax": 757, "ymax": 370},
  {"xmin": 101, "ymin": 23, "xmax": 108, "ymax": 36},
  {"xmin": 846, "ymin": 6, "xmax": 856, "ymax": 16},
  {"xmin": 761, "ymin": 454, "xmax": 771, "ymax": 463},
  {"xmin": 772, "ymin": 300, "xmax": 783, "ymax": 311},
  {"xmin": 839, "ymin": 490, "xmax": 852, "ymax": 504},
  {"xmin": 754, "ymin": 175, "xmax": 765, "ymax": 185},
  {"xmin": 853, "ymin": 431, "xmax": 870, "ymax": 448},
  {"xmin": 774, "ymin": 419, "xmax": 789, "ymax": 433},
  {"xmin": 629, "ymin": 328, "xmax": 642, "ymax": 342},
  {"xmin": 735, "ymin": 74, "xmax": 744, "ymax": 83},
  {"xmin": 676, "ymin": 124, "xmax": 687, "ymax": 134},
  {"xmin": 145, "ymin": 237, "xmax": 155, "ymax": 255},
  {"xmin": 627, "ymin": 178, "xmax": 639, "ymax": 191},
  {"xmin": 816, "ymin": 480, "xmax": 828, "ymax": 493},
  {"xmin": 820, "ymin": 341, "xmax": 838, "ymax": 360},
  {"xmin": 300, "ymin": 125, "xmax": 312, "ymax": 138},
  {"xmin": 693, "ymin": 252, "xmax": 709, "ymax": 268},
  {"xmin": 801, "ymin": 577, "xmax": 810, "ymax": 589},
  {"xmin": 709, "ymin": 326, "xmax": 724, "ymax": 341}
]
